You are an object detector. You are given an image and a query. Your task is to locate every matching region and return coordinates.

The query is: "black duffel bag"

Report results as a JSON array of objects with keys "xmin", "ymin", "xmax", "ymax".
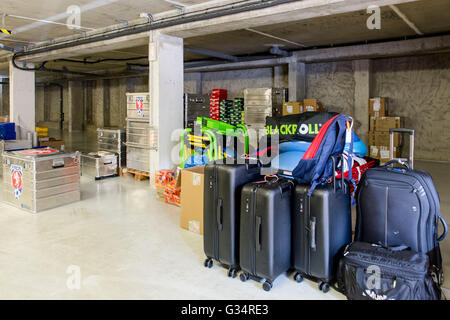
[{"xmin": 336, "ymin": 242, "xmax": 441, "ymax": 300}]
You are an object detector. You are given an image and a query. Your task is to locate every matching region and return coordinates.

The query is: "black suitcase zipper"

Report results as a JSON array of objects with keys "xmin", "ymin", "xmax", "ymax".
[
  {"xmin": 305, "ymin": 194, "xmax": 311, "ymax": 275},
  {"xmin": 213, "ymin": 166, "xmax": 219, "ymax": 261},
  {"xmin": 365, "ymin": 179, "xmax": 423, "ymax": 249},
  {"xmin": 250, "ymin": 185, "xmax": 258, "ymax": 276}
]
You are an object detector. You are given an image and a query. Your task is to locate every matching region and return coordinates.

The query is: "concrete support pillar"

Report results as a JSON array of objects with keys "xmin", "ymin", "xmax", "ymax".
[
  {"xmin": 149, "ymin": 31, "xmax": 184, "ymax": 181},
  {"xmin": 190, "ymin": 72, "xmax": 202, "ymax": 94},
  {"xmin": 68, "ymin": 81, "xmax": 83, "ymax": 132},
  {"xmin": 272, "ymin": 65, "xmax": 284, "ymax": 88},
  {"xmin": 93, "ymin": 80, "xmax": 105, "ymax": 129},
  {"xmin": 9, "ymin": 61, "xmax": 35, "ymax": 139},
  {"xmin": 352, "ymin": 59, "xmax": 372, "ymax": 144},
  {"xmin": 35, "ymin": 86, "xmax": 45, "ymax": 123},
  {"xmin": 288, "ymin": 60, "xmax": 306, "ymax": 102}
]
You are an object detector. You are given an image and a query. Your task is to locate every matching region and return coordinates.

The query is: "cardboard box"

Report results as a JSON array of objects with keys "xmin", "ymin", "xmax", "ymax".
[
  {"xmin": 368, "ymin": 131, "xmax": 400, "ymax": 146},
  {"xmin": 369, "ymin": 116, "xmax": 401, "ymax": 132},
  {"xmin": 282, "ymin": 102, "xmax": 303, "ymax": 116},
  {"xmin": 370, "ymin": 145, "xmax": 398, "ymax": 163},
  {"xmin": 303, "ymin": 99, "xmax": 325, "ymax": 112},
  {"xmin": 39, "ymin": 138, "xmax": 65, "ymax": 151},
  {"xmin": 369, "ymin": 97, "xmax": 388, "ymax": 117},
  {"xmin": 180, "ymin": 165, "xmax": 205, "ymax": 235}
]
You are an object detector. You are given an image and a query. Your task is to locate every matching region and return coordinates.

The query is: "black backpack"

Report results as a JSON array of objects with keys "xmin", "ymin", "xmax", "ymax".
[
  {"xmin": 355, "ymin": 158, "xmax": 448, "ymax": 285},
  {"xmin": 336, "ymin": 242, "xmax": 441, "ymax": 300}
]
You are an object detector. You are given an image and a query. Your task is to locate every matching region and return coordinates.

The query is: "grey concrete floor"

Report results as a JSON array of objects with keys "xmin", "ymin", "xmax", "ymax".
[{"xmin": 0, "ymin": 129, "xmax": 448, "ymax": 299}]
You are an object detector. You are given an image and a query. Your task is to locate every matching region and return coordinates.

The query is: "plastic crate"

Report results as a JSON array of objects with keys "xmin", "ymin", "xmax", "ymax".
[{"xmin": 0, "ymin": 122, "xmax": 16, "ymax": 140}]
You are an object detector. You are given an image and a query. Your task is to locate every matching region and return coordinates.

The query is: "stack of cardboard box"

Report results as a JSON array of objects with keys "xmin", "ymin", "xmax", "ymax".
[
  {"xmin": 282, "ymin": 98, "xmax": 326, "ymax": 116},
  {"xmin": 368, "ymin": 97, "xmax": 402, "ymax": 163}
]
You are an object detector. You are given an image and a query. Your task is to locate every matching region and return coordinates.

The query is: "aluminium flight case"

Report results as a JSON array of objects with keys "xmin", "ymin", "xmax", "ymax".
[
  {"xmin": 97, "ymin": 128, "xmax": 126, "ymax": 168},
  {"xmin": 243, "ymin": 88, "xmax": 285, "ymax": 132},
  {"xmin": 292, "ymin": 155, "xmax": 352, "ymax": 293},
  {"xmin": 203, "ymin": 161, "xmax": 262, "ymax": 277},
  {"xmin": 81, "ymin": 151, "xmax": 118, "ymax": 180},
  {"xmin": 239, "ymin": 177, "xmax": 294, "ymax": 291},
  {"xmin": 2, "ymin": 148, "xmax": 80, "ymax": 213},
  {"xmin": 126, "ymin": 92, "xmax": 150, "ymax": 119}
]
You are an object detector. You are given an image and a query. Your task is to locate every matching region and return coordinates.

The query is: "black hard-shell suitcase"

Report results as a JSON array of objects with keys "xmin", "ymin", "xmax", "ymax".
[
  {"xmin": 239, "ymin": 177, "xmax": 294, "ymax": 291},
  {"xmin": 292, "ymin": 155, "xmax": 352, "ymax": 293},
  {"xmin": 203, "ymin": 161, "xmax": 262, "ymax": 277},
  {"xmin": 355, "ymin": 129, "xmax": 448, "ymax": 284}
]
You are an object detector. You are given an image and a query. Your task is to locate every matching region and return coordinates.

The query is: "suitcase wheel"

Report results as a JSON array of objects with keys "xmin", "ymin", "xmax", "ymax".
[
  {"xmin": 318, "ymin": 281, "xmax": 330, "ymax": 293},
  {"xmin": 227, "ymin": 268, "xmax": 237, "ymax": 278},
  {"xmin": 239, "ymin": 272, "xmax": 249, "ymax": 282},
  {"xmin": 204, "ymin": 258, "xmax": 213, "ymax": 268},
  {"xmin": 293, "ymin": 272, "xmax": 304, "ymax": 283},
  {"xmin": 262, "ymin": 281, "xmax": 273, "ymax": 292}
]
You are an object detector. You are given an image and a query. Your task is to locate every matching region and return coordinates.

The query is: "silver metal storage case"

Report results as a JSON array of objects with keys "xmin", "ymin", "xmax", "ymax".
[
  {"xmin": 243, "ymin": 88, "xmax": 285, "ymax": 132},
  {"xmin": 97, "ymin": 128, "xmax": 126, "ymax": 168},
  {"xmin": 0, "ymin": 140, "xmax": 33, "ymax": 178},
  {"xmin": 2, "ymin": 148, "xmax": 80, "ymax": 213},
  {"xmin": 126, "ymin": 143, "xmax": 150, "ymax": 172},
  {"xmin": 125, "ymin": 118, "xmax": 152, "ymax": 172},
  {"xmin": 81, "ymin": 151, "xmax": 118, "ymax": 180},
  {"xmin": 126, "ymin": 92, "xmax": 150, "ymax": 119},
  {"xmin": 184, "ymin": 93, "xmax": 211, "ymax": 128}
]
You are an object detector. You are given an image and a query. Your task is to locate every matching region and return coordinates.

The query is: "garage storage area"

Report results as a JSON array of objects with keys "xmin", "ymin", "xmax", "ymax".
[{"xmin": 0, "ymin": 0, "xmax": 449, "ymax": 303}]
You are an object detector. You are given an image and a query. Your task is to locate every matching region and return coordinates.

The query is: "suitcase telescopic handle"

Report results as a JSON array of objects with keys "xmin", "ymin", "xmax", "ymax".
[
  {"xmin": 390, "ymin": 128, "xmax": 414, "ymax": 169},
  {"xmin": 310, "ymin": 217, "xmax": 317, "ymax": 251},
  {"xmin": 256, "ymin": 216, "xmax": 262, "ymax": 252},
  {"xmin": 217, "ymin": 199, "xmax": 223, "ymax": 231}
]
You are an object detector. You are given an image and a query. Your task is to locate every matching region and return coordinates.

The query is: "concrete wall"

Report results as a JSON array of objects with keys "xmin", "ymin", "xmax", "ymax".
[
  {"xmin": 186, "ymin": 53, "xmax": 449, "ymax": 162},
  {"xmin": 196, "ymin": 67, "xmax": 288, "ymax": 98},
  {"xmin": 372, "ymin": 54, "xmax": 450, "ymax": 162},
  {"xmin": 34, "ymin": 76, "xmax": 149, "ymax": 131},
  {"xmin": 28, "ymin": 53, "xmax": 449, "ymax": 161},
  {"xmin": 306, "ymin": 61, "xmax": 355, "ymax": 116}
]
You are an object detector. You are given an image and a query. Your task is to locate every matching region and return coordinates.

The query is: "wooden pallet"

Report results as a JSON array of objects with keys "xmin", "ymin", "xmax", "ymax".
[{"xmin": 122, "ymin": 168, "xmax": 150, "ymax": 181}]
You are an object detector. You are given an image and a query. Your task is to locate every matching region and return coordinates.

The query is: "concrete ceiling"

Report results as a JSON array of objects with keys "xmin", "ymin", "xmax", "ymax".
[
  {"xmin": 1, "ymin": 0, "xmax": 449, "ymax": 79},
  {"xmin": 185, "ymin": 0, "xmax": 450, "ymax": 55},
  {"xmin": 0, "ymin": 0, "xmax": 210, "ymax": 47}
]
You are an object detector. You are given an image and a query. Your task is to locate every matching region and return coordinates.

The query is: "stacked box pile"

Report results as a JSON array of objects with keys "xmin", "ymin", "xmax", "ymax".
[
  {"xmin": 35, "ymin": 126, "xmax": 48, "ymax": 138},
  {"xmin": 155, "ymin": 169, "xmax": 175, "ymax": 187},
  {"xmin": 232, "ymin": 98, "xmax": 244, "ymax": 126},
  {"xmin": 219, "ymin": 100, "xmax": 233, "ymax": 124},
  {"xmin": 155, "ymin": 169, "xmax": 180, "ymax": 206},
  {"xmin": 126, "ymin": 92, "xmax": 152, "ymax": 173},
  {"xmin": 164, "ymin": 180, "xmax": 181, "ymax": 206},
  {"xmin": 209, "ymin": 89, "xmax": 227, "ymax": 120},
  {"xmin": 368, "ymin": 97, "xmax": 403, "ymax": 163}
]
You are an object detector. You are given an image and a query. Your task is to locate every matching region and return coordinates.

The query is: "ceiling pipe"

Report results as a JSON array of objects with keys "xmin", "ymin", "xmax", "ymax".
[
  {"xmin": 12, "ymin": 0, "xmax": 301, "ymax": 61},
  {"xmin": 0, "ymin": 43, "xmax": 14, "ymax": 52},
  {"xmin": 269, "ymin": 45, "xmax": 292, "ymax": 57}
]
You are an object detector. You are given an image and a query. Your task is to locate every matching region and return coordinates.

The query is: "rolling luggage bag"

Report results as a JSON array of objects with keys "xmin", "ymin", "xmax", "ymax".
[
  {"xmin": 239, "ymin": 177, "xmax": 294, "ymax": 291},
  {"xmin": 292, "ymin": 155, "xmax": 352, "ymax": 293},
  {"xmin": 355, "ymin": 129, "xmax": 448, "ymax": 285},
  {"xmin": 203, "ymin": 160, "xmax": 262, "ymax": 277}
]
